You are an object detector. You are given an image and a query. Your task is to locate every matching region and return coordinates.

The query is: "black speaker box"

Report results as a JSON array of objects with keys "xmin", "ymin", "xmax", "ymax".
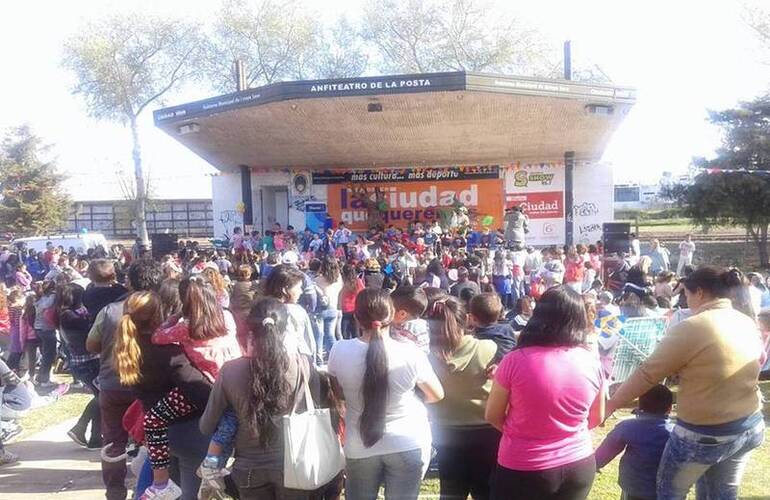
[{"xmin": 151, "ymin": 233, "xmax": 179, "ymax": 260}]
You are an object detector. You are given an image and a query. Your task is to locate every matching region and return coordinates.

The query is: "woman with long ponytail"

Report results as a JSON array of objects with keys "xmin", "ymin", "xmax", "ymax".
[
  {"xmin": 113, "ymin": 292, "xmax": 160, "ymax": 387},
  {"xmin": 112, "ymin": 291, "xmax": 214, "ymax": 499},
  {"xmin": 199, "ymin": 297, "xmax": 326, "ymax": 499},
  {"xmin": 328, "ymin": 288, "xmax": 444, "ymax": 500}
]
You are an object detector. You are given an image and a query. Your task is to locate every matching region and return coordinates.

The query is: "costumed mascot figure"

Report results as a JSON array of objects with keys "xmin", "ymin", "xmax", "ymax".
[
  {"xmin": 504, "ymin": 205, "xmax": 530, "ymax": 247},
  {"xmin": 438, "ymin": 196, "xmax": 471, "ymax": 234},
  {"xmin": 350, "ymin": 184, "xmax": 388, "ymax": 231}
]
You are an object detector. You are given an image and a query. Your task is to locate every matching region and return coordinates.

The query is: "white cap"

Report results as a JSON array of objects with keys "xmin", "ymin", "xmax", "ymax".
[{"xmin": 281, "ymin": 251, "xmax": 299, "ymax": 265}]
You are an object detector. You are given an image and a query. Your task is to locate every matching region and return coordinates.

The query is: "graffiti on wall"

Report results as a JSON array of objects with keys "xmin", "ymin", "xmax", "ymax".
[
  {"xmin": 578, "ymin": 223, "xmax": 602, "ymax": 236},
  {"xmin": 219, "ymin": 210, "xmax": 243, "ymax": 237},
  {"xmin": 570, "ymin": 202, "xmax": 599, "ymax": 217},
  {"xmin": 290, "ymin": 194, "xmax": 318, "ymax": 212}
]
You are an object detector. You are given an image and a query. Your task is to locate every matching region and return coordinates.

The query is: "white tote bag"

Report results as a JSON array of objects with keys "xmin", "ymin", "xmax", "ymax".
[{"xmin": 283, "ymin": 366, "xmax": 345, "ymax": 490}]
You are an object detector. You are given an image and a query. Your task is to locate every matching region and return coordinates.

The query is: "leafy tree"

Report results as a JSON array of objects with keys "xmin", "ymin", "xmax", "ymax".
[
  {"xmin": 361, "ymin": 0, "xmax": 552, "ymax": 75},
  {"xmin": 62, "ymin": 13, "xmax": 205, "ymax": 244},
  {"xmin": 664, "ymin": 97, "xmax": 770, "ymax": 267},
  {"xmin": 205, "ymin": 0, "xmax": 318, "ymax": 91},
  {"xmin": 299, "ymin": 17, "xmax": 369, "ymax": 80},
  {"xmin": 0, "ymin": 126, "xmax": 70, "ymax": 236},
  {"xmin": 744, "ymin": 0, "xmax": 770, "ymax": 63}
]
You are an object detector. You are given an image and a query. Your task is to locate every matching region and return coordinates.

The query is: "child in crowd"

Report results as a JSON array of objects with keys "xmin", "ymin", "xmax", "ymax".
[
  {"xmin": 137, "ymin": 278, "xmax": 242, "ymax": 499},
  {"xmin": 654, "ymin": 271, "xmax": 675, "ymax": 301},
  {"xmin": 564, "ymin": 246, "xmax": 585, "ymax": 294},
  {"xmin": 598, "ymin": 290, "xmax": 621, "ymax": 317},
  {"xmin": 16, "ymin": 295, "xmax": 39, "ymax": 380},
  {"xmin": 82, "ymin": 259, "xmax": 128, "ymax": 325},
  {"xmin": 582, "ymin": 261, "xmax": 597, "ymax": 293},
  {"xmin": 491, "ymin": 252, "xmax": 514, "ymax": 309},
  {"xmin": 390, "ymin": 286, "xmax": 430, "ymax": 353},
  {"xmin": 5, "ymin": 289, "xmax": 25, "ymax": 373},
  {"xmin": 469, "ymin": 293, "xmax": 516, "ymax": 362},
  {"xmin": 509, "ymin": 295, "xmax": 534, "ymax": 336},
  {"xmin": 595, "ymin": 385, "xmax": 674, "ymax": 500}
]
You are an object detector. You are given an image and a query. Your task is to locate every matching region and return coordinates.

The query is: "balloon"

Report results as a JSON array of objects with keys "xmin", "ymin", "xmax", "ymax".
[{"xmin": 482, "ymin": 215, "xmax": 494, "ymax": 226}]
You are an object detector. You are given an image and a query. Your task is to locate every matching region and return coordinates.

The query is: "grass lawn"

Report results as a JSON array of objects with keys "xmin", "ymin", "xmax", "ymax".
[{"xmin": 15, "ymin": 389, "xmax": 92, "ymax": 441}]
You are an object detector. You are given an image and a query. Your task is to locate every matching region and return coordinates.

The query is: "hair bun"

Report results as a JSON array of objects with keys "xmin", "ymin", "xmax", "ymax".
[{"xmin": 723, "ymin": 269, "xmax": 743, "ymax": 288}]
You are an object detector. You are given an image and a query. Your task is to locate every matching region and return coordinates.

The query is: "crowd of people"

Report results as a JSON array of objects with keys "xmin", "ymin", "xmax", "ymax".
[{"xmin": 0, "ymin": 220, "xmax": 768, "ymax": 500}]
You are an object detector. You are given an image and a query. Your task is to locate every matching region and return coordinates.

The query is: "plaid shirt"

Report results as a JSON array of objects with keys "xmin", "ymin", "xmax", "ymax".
[{"xmin": 70, "ymin": 352, "xmax": 99, "ymax": 366}]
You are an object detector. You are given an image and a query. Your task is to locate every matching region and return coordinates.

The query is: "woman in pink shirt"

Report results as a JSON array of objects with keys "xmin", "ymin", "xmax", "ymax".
[{"xmin": 485, "ymin": 286, "xmax": 604, "ymax": 500}]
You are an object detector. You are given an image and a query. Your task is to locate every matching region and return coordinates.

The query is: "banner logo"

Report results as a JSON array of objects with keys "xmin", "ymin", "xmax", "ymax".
[{"xmin": 513, "ymin": 170, "xmax": 556, "ymax": 188}]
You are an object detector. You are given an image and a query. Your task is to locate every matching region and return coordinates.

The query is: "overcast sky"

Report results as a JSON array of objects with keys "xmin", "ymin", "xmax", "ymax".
[{"xmin": 1, "ymin": 0, "xmax": 769, "ymax": 201}]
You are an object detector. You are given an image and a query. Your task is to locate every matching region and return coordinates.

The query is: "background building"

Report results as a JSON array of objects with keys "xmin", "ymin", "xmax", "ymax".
[{"xmin": 63, "ymin": 198, "xmax": 213, "ymax": 239}]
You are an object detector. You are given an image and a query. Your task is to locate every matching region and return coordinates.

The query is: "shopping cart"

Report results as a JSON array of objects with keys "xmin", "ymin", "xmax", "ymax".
[{"xmin": 611, "ymin": 316, "xmax": 668, "ymax": 384}]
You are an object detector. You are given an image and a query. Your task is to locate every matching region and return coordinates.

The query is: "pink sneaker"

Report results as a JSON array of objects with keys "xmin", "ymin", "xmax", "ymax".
[{"xmin": 50, "ymin": 383, "xmax": 71, "ymax": 398}]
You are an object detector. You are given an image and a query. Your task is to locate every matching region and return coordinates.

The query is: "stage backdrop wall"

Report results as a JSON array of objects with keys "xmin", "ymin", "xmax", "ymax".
[
  {"xmin": 318, "ymin": 167, "xmax": 504, "ymax": 232},
  {"xmin": 504, "ymin": 164, "xmax": 566, "ymax": 246}
]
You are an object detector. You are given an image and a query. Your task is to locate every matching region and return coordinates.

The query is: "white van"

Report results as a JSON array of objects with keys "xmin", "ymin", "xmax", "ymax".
[{"xmin": 11, "ymin": 233, "xmax": 110, "ymax": 254}]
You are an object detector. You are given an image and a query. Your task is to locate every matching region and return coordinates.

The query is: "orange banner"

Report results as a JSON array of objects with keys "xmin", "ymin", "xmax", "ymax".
[{"xmin": 326, "ymin": 178, "xmax": 505, "ymax": 231}]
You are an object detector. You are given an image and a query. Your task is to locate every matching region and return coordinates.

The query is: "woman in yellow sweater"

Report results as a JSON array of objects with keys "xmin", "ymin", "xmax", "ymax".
[{"xmin": 607, "ymin": 266, "xmax": 765, "ymax": 500}]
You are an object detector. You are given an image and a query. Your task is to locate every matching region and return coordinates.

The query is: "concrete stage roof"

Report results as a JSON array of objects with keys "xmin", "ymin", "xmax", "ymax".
[{"xmin": 154, "ymin": 71, "xmax": 636, "ymax": 172}]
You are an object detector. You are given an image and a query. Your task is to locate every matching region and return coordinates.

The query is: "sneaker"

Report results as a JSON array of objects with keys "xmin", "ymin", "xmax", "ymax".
[
  {"xmin": 67, "ymin": 429, "xmax": 88, "ymax": 448},
  {"xmin": 140, "ymin": 479, "xmax": 182, "ymax": 500},
  {"xmin": 196, "ymin": 464, "xmax": 228, "ymax": 499},
  {"xmin": 0, "ymin": 449, "xmax": 18, "ymax": 466},
  {"xmin": 86, "ymin": 438, "xmax": 103, "ymax": 450},
  {"xmin": 0, "ymin": 424, "xmax": 22, "ymax": 443},
  {"xmin": 70, "ymin": 381, "xmax": 85, "ymax": 390},
  {"xmin": 36, "ymin": 381, "xmax": 56, "ymax": 389},
  {"xmin": 50, "ymin": 383, "xmax": 71, "ymax": 398}
]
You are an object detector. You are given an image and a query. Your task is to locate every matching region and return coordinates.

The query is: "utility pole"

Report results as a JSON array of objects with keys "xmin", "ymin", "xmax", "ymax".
[{"xmin": 564, "ymin": 40, "xmax": 572, "ymax": 80}]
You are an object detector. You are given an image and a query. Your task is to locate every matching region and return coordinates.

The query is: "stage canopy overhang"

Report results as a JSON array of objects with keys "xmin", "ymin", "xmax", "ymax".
[{"xmin": 154, "ymin": 71, "xmax": 636, "ymax": 171}]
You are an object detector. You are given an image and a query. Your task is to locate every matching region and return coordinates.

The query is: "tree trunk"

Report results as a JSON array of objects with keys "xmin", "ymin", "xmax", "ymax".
[
  {"xmin": 130, "ymin": 116, "xmax": 149, "ymax": 246},
  {"xmin": 759, "ymin": 224, "xmax": 769, "ymax": 268}
]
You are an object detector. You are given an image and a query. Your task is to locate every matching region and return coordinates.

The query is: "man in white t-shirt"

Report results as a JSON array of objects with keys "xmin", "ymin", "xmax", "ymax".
[{"xmin": 677, "ymin": 234, "xmax": 696, "ymax": 276}]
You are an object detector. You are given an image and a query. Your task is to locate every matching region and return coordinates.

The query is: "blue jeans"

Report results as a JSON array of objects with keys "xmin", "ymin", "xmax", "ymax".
[
  {"xmin": 35, "ymin": 329, "xmax": 57, "ymax": 383},
  {"xmin": 657, "ymin": 420, "xmax": 765, "ymax": 500},
  {"xmin": 211, "ymin": 408, "xmax": 237, "ymax": 460},
  {"xmin": 168, "ymin": 417, "xmax": 209, "ymax": 500},
  {"xmin": 314, "ymin": 310, "xmax": 338, "ymax": 363},
  {"xmin": 345, "ymin": 448, "xmax": 428, "ymax": 500},
  {"xmin": 69, "ymin": 359, "xmax": 101, "ymax": 441}
]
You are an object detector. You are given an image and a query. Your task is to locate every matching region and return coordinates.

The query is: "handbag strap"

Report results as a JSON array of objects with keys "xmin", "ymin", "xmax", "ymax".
[{"xmin": 291, "ymin": 356, "xmax": 316, "ymax": 414}]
